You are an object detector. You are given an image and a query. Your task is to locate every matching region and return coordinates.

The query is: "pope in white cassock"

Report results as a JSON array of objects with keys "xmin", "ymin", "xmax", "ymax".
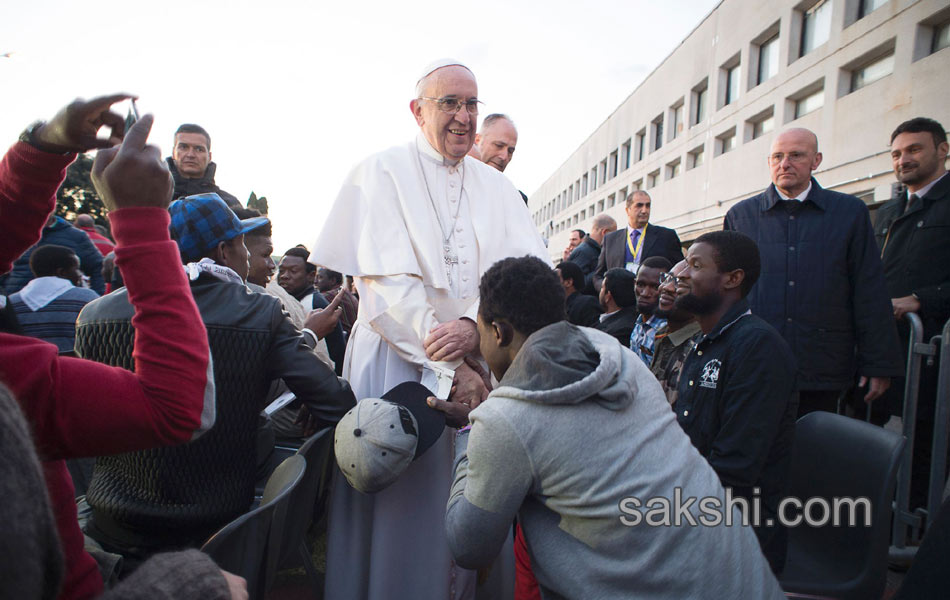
[{"xmin": 309, "ymin": 60, "xmax": 548, "ymax": 599}]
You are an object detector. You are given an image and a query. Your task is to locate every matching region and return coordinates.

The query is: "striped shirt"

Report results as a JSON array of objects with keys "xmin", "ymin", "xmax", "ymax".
[{"xmin": 10, "ymin": 286, "xmax": 99, "ymax": 352}]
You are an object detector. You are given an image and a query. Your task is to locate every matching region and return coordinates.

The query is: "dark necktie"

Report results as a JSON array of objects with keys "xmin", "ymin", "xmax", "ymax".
[{"xmin": 905, "ymin": 193, "xmax": 919, "ymax": 215}]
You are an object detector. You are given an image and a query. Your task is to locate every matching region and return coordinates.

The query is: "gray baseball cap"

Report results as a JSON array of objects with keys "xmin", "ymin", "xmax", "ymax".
[{"xmin": 334, "ymin": 381, "xmax": 446, "ymax": 494}]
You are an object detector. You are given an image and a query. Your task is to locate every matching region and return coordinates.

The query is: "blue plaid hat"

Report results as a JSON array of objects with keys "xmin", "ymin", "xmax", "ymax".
[{"xmin": 169, "ymin": 193, "xmax": 269, "ymax": 262}]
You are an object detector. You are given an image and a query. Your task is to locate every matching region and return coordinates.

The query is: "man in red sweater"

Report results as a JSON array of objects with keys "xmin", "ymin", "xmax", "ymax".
[{"xmin": 0, "ymin": 96, "xmax": 238, "ymax": 599}]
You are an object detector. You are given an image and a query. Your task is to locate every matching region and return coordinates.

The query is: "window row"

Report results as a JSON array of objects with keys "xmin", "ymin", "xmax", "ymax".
[{"xmin": 532, "ymin": 0, "xmax": 949, "ymax": 228}]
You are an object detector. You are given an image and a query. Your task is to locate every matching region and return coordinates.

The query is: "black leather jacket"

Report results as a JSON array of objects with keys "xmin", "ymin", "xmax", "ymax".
[{"xmin": 75, "ymin": 273, "xmax": 354, "ymax": 549}]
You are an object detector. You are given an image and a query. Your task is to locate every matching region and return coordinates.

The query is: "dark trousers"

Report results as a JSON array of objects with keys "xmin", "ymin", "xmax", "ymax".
[{"xmin": 797, "ymin": 389, "xmax": 842, "ymax": 419}]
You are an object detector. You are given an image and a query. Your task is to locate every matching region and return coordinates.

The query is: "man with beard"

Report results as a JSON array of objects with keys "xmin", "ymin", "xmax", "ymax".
[
  {"xmin": 629, "ymin": 256, "xmax": 671, "ymax": 365},
  {"xmin": 874, "ymin": 117, "xmax": 950, "ymax": 511},
  {"xmin": 556, "ymin": 260, "xmax": 601, "ymax": 327},
  {"xmin": 594, "ymin": 268, "xmax": 639, "ymax": 345},
  {"xmin": 649, "ymin": 260, "xmax": 702, "ymax": 405},
  {"xmin": 673, "ymin": 230, "xmax": 797, "ymax": 574}
]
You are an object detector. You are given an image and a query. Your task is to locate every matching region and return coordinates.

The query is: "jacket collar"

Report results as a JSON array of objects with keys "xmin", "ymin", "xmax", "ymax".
[
  {"xmin": 701, "ymin": 298, "xmax": 751, "ymax": 343},
  {"xmin": 761, "ymin": 178, "xmax": 828, "ymax": 212},
  {"xmin": 165, "ymin": 156, "xmax": 219, "ymax": 187},
  {"xmin": 583, "ymin": 235, "xmax": 602, "ymax": 252}
]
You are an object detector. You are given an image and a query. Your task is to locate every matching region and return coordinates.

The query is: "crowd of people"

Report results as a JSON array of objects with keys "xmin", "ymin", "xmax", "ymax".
[{"xmin": 1, "ymin": 56, "xmax": 948, "ymax": 600}]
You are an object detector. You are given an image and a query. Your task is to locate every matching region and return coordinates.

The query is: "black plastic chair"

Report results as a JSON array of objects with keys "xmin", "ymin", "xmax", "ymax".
[
  {"xmin": 201, "ymin": 455, "xmax": 306, "ymax": 600},
  {"xmin": 274, "ymin": 427, "xmax": 335, "ymax": 598},
  {"xmin": 779, "ymin": 412, "xmax": 905, "ymax": 600}
]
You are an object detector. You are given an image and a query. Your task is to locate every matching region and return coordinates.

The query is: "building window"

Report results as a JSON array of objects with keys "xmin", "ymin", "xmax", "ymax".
[
  {"xmin": 607, "ymin": 193, "xmax": 617, "ymax": 208},
  {"xmin": 756, "ymin": 34, "xmax": 780, "ymax": 85},
  {"xmin": 716, "ymin": 128, "xmax": 737, "ymax": 156},
  {"xmin": 599, "ymin": 159, "xmax": 608, "ymax": 185},
  {"xmin": 646, "ymin": 169, "xmax": 660, "ymax": 189},
  {"xmin": 688, "ymin": 145, "xmax": 705, "ymax": 169},
  {"xmin": 597, "ymin": 199, "xmax": 605, "ymax": 212},
  {"xmin": 631, "ymin": 179, "xmax": 643, "ymax": 192},
  {"xmin": 618, "ymin": 187, "xmax": 628, "ymax": 206},
  {"xmin": 651, "ymin": 115, "xmax": 664, "ymax": 152},
  {"xmin": 609, "ymin": 150, "xmax": 619, "ymax": 179},
  {"xmin": 635, "ymin": 129, "xmax": 646, "ymax": 161},
  {"xmin": 692, "ymin": 79, "xmax": 708, "ymax": 125},
  {"xmin": 582, "ymin": 173, "xmax": 588, "ymax": 197},
  {"xmin": 935, "ymin": 20, "xmax": 950, "ymax": 53},
  {"xmin": 747, "ymin": 107, "xmax": 775, "ymax": 140},
  {"xmin": 621, "ymin": 140, "xmax": 631, "ymax": 171},
  {"xmin": 858, "ymin": 0, "xmax": 887, "ymax": 20},
  {"xmin": 670, "ymin": 101, "xmax": 684, "ymax": 141},
  {"xmin": 719, "ymin": 55, "xmax": 741, "ymax": 108},
  {"xmin": 590, "ymin": 168, "xmax": 598, "ymax": 192},
  {"xmin": 850, "ymin": 51, "xmax": 895, "ymax": 92},
  {"xmin": 801, "ymin": 0, "xmax": 832, "ymax": 57},
  {"xmin": 666, "ymin": 159, "xmax": 681, "ymax": 180}
]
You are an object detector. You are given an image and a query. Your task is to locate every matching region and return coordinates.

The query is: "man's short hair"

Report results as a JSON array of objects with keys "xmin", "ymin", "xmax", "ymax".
[
  {"xmin": 174, "ymin": 124, "xmax": 211, "ymax": 150},
  {"xmin": 591, "ymin": 214, "xmax": 616, "ymax": 231},
  {"xmin": 75, "ymin": 214, "xmax": 95, "ymax": 228},
  {"xmin": 640, "ymin": 256, "xmax": 673, "ymax": 272},
  {"xmin": 480, "ymin": 113, "xmax": 515, "ymax": 133},
  {"xmin": 283, "ymin": 246, "xmax": 316, "ymax": 273},
  {"xmin": 604, "ymin": 268, "xmax": 637, "ymax": 307},
  {"xmin": 232, "ymin": 207, "xmax": 272, "ymax": 237},
  {"xmin": 625, "ymin": 190, "xmax": 650, "ymax": 208},
  {"xmin": 694, "ymin": 230, "xmax": 761, "ymax": 297},
  {"xmin": 572, "ymin": 229, "xmax": 586, "ymax": 239},
  {"xmin": 29, "ymin": 244, "xmax": 76, "ymax": 277},
  {"xmin": 890, "ymin": 117, "xmax": 947, "ymax": 148},
  {"xmin": 321, "ymin": 268, "xmax": 344, "ymax": 285},
  {"xmin": 555, "ymin": 261, "xmax": 585, "ymax": 290},
  {"xmin": 479, "ymin": 256, "xmax": 566, "ymax": 337}
]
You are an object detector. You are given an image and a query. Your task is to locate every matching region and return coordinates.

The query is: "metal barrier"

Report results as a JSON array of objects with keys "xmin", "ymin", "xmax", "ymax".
[{"xmin": 890, "ymin": 313, "xmax": 950, "ymax": 551}]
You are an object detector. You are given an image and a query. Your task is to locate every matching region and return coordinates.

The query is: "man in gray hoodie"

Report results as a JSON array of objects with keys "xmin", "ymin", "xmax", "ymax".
[{"xmin": 434, "ymin": 256, "xmax": 783, "ymax": 599}]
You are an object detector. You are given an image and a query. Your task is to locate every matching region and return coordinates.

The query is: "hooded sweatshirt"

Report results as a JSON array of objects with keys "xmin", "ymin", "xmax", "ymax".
[{"xmin": 446, "ymin": 321, "xmax": 782, "ymax": 599}]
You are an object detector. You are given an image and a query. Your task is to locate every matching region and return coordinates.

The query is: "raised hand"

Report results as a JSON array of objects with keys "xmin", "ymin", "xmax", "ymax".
[
  {"xmin": 90, "ymin": 114, "xmax": 173, "ymax": 211},
  {"xmin": 304, "ymin": 290, "xmax": 344, "ymax": 339},
  {"xmin": 33, "ymin": 93, "xmax": 135, "ymax": 153}
]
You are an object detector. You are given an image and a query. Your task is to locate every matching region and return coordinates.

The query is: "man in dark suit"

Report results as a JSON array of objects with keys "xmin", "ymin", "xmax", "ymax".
[
  {"xmin": 556, "ymin": 261, "xmax": 601, "ymax": 327},
  {"xmin": 875, "ymin": 116, "xmax": 950, "ymax": 510},
  {"xmin": 568, "ymin": 214, "xmax": 617, "ymax": 295},
  {"xmin": 593, "ymin": 191, "xmax": 683, "ymax": 292},
  {"xmin": 595, "ymin": 268, "xmax": 638, "ymax": 345}
]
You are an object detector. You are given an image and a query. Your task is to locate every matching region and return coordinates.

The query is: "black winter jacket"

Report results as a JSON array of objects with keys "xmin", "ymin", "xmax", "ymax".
[
  {"xmin": 724, "ymin": 179, "xmax": 902, "ymax": 390},
  {"xmin": 75, "ymin": 273, "xmax": 354, "ymax": 550},
  {"xmin": 165, "ymin": 158, "xmax": 241, "ymax": 208},
  {"xmin": 874, "ymin": 173, "xmax": 950, "ymax": 339}
]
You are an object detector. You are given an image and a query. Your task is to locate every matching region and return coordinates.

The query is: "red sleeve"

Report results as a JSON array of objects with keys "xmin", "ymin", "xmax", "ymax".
[
  {"xmin": 0, "ymin": 141, "xmax": 75, "ymax": 275},
  {"xmin": 1, "ymin": 207, "xmax": 212, "ymax": 460}
]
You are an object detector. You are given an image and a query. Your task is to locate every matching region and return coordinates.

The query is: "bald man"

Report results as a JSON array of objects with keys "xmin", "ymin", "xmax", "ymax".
[
  {"xmin": 474, "ymin": 113, "xmax": 518, "ymax": 172},
  {"xmin": 74, "ymin": 214, "xmax": 114, "ymax": 256},
  {"xmin": 724, "ymin": 128, "xmax": 901, "ymax": 416}
]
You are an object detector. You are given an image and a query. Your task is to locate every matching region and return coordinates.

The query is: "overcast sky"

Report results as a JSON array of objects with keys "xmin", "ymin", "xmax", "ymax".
[{"xmin": 1, "ymin": 0, "xmax": 720, "ymax": 252}]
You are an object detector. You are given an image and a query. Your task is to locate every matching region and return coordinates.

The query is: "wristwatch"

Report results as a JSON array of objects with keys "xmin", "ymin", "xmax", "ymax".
[{"xmin": 19, "ymin": 120, "xmax": 70, "ymax": 154}]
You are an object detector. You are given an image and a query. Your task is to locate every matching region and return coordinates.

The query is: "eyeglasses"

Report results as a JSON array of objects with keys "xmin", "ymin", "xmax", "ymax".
[
  {"xmin": 768, "ymin": 151, "xmax": 811, "ymax": 165},
  {"xmin": 659, "ymin": 271, "xmax": 683, "ymax": 285},
  {"xmin": 420, "ymin": 96, "xmax": 482, "ymax": 115}
]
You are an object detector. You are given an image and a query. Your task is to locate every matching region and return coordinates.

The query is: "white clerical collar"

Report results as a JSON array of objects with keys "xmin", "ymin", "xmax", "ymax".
[
  {"xmin": 777, "ymin": 181, "xmax": 812, "ymax": 202},
  {"xmin": 416, "ymin": 133, "xmax": 464, "ymax": 168},
  {"xmin": 17, "ymin": 276, "xmax": 75, "ymax": 311},
  {"xmin": 910, "ymin": 171, "xmax": 947, "ymax": 200}
]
